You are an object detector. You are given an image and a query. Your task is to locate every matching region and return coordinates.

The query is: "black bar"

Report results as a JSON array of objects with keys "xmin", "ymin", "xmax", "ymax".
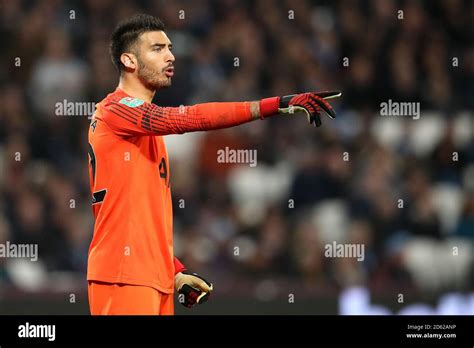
[{"xmin": 0, "ymin": 315, "xmax": 472, "ymax": 346}]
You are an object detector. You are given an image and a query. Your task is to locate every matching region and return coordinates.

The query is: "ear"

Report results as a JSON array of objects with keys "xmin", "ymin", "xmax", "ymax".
[{"xmin": 120, "ymin": 53, "xmax": 137, "ymax": 70}]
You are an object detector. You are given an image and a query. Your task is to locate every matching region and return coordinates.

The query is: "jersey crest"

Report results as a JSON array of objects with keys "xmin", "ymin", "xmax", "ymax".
[{"xmin": 119, "ymin": 97, "xmax": 144, "ymax": 108}]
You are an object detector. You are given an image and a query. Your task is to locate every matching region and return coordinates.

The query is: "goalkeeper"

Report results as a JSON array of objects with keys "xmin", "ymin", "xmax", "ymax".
[{"xmin": 87, "ymin": 13, "xmax": 340, "ymax": 315}]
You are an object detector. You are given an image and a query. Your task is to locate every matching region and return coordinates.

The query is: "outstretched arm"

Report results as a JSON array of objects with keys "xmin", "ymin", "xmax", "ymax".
[
  {"xmin": 100, "ymin": 91, "xmax": 340, "ymax": 137},
  {"xmin": 102, "ymin": 99, "xmax": 263, "ymax": 136}
]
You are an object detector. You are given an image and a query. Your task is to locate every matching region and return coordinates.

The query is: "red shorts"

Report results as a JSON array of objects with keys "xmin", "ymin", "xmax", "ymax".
[{"xmin": 88, "ymin": 280, "xmax": 174, "ymax": 315}]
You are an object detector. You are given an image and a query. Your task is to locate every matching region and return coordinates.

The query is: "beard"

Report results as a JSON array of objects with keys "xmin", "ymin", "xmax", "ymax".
[{"xmin": 137, "ymin": 56, "xmax": 172, "ymax": 90}]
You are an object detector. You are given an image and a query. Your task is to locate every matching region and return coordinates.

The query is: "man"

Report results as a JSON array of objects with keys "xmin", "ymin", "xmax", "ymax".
[{"xmin": 87, "ymin": 13, "xmax": 340, "ymax": 315}]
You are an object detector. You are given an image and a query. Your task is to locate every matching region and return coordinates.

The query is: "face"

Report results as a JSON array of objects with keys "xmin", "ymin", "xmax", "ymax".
[{"xmin": 123, "ymin": 31, "xmax": 175, "ymax": 90}]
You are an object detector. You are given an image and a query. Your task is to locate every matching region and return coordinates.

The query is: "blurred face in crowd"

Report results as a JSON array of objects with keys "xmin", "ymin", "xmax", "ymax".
[{"xmin": 121, "ymin": 31, "xmax": 175, "ymax": 90}]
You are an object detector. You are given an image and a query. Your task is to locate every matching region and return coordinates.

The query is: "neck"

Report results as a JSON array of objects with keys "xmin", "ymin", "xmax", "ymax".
[{"xmin": 118, "ymin": 74, "xmax": 155, "ymax": 103}]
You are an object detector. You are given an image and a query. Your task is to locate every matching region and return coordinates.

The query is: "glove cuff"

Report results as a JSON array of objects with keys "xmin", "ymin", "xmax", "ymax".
[
  {"xmin": 174, "ymin": 257, "xmax": 186, "ymax": 275},
  {"xmin": 259, "ymin": 97, "xmax": 280, "ymax": 119}
]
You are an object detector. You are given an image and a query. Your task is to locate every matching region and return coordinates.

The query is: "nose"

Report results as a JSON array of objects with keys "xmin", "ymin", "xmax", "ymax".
[{"xmin": 166, "ymin": 49, "xmax": 175, "ymax": 63}]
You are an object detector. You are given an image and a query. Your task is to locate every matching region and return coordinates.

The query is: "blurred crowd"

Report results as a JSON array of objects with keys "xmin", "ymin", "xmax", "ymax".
[{"xmin": 0, "ymin": 0, "xmax": 473, "ymax": 300}]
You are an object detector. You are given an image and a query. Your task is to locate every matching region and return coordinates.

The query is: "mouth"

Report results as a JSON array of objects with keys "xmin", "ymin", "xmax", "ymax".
[{"xmin": 164, "ymin": 67, "xmax": 174, "ymax": 77}]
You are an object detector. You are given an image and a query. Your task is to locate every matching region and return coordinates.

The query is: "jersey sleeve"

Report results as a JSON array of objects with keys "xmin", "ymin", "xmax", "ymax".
[{"xmin": 101, "ymin": 97, "xmax": 254, "ymax": 137}]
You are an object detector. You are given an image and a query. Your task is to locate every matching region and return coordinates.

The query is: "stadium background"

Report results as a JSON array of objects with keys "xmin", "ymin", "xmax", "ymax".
[{"xmin": 0, "ymin": 0, "xmax": 473, "ymax": 314}]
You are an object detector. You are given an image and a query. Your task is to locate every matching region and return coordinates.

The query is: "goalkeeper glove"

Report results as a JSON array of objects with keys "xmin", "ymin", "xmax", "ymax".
[
  {"xmin": 260, "ymin": 91, "xmax": 341, "ymax": 127},
  {"xmin": 175, "ymin": 270, "xmax": 213, "ymax": 308}
]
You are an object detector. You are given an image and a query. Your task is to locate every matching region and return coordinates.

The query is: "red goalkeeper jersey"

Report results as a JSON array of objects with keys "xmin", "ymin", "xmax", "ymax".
[{"xmin": 87, "ymin": 87, "xmax": 253, "ymax": 293}]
